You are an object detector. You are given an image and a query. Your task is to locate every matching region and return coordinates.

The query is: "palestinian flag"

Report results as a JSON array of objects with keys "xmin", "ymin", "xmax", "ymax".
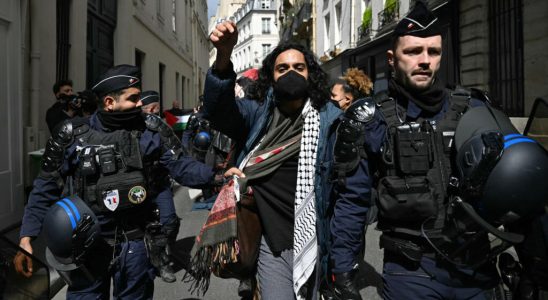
[{"xmin": 164, "ymin": 110, "xmax": 190, "ymax": 131}]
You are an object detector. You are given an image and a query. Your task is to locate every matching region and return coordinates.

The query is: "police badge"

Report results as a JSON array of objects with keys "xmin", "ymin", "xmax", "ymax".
[
  {"xmin": 128, "ymin": 186, "xmax": 147, "ymax": 204},
  {"xmin": 103, "ymin": 189, "xmax": 120, "ymax": 211}
]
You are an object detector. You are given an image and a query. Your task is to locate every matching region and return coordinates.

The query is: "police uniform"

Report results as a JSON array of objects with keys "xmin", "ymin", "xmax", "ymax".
[
  {"xmin": 20, "ymin": 65, "xmax": 217, "ymax": 299},
  {"xmin": 330, "ymin": 2, "xmax": 500, "ymax": 299}
]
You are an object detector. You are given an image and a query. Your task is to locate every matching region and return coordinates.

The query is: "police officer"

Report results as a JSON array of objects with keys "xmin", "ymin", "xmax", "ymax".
[
  {"xmin": 135, "ymin": 89, "xmax": 180, "ymax": 283},
  {"xmin": 139, "ymin": 90, "xmax": 161, "ymax": 115},
  {"xmin": 330, "ymin": 1, "xmax": 500, "ymax": 299},
  {"xmin": 14, "ymin": 65, "xmax": 220, "ymax": 299}
]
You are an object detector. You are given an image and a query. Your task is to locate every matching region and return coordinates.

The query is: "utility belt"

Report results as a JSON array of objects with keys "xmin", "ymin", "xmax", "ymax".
[
  {"xmin": 380, "ymin": 234, "xmax": 435, "ymax": 263},
  {"xmin": 103, "ymin": 227, "xmax": 146, "ymax": 246}
]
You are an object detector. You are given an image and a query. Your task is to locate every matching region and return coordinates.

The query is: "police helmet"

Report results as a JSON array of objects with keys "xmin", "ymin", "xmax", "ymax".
[
  {"xmin": 454, "ymin": 106, "xmax": 548, "ymax": 224},
  {"xmin": 43, "ymin": 196, "xmax": 100, "ymax": 271},
  {"xmin": 193, "ymin": 131, "xmax": 211, "ymax": 150},
  {"xmin": 422, "ymin": 105, "xmax": 548, "ymax": 268}
]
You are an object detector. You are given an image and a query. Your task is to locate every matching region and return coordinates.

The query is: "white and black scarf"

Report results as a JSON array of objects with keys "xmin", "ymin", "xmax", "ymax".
[{"xmin": 293, "ymin": 100, "xmax": 320, "ymax": 298}]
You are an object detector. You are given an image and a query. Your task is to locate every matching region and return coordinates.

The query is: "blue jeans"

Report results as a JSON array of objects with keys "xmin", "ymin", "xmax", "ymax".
[{"xmin": 66, "ymin": 240, "xmax": 155, "ymax": 300}]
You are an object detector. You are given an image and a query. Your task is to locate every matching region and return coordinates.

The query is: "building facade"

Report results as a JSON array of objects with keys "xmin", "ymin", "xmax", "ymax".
[
  {"xmin": 208, "ymin": 0, "xmax": 247, "ymax": 65},
  {"xmin": 232, "ymin": 0, "xmax": 279, "ymax": 75},
  {"xmin": 319, "ymin": 0, "xmax": 547, "ymax": 120},
  {"xmin": 0, "ymin": 0, "xmax": 209, "ymax": 229},
  {"xmin": 278, "ymin": 0, "xmax": 315, "ymax": 50}
]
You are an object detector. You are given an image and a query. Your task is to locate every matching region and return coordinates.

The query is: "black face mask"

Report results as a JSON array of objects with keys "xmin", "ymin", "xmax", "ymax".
[
  {"xmin": 273, "ymin": 71, "xmax": 309, "ymax": 102},
  {"xmin": 97, "ymin": 107, "xmax": 146, "ymax": 131}
]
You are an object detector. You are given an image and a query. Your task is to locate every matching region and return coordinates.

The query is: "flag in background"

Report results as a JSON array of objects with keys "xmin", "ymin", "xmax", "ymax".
[{"xmin": 164, "ymin": 110, "xmax": 191, "ymax": 131}]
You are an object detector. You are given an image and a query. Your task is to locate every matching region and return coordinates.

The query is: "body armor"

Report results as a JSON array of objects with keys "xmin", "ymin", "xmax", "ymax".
[
  {"xmin": 73, "ymin": 123, "xmax": 150, "ymax": 214},
  {"xmin": 374, "ymin": 88, "xmax": 472, "ymax": 235},
  {"xmin": 47, "ymin": 116, "xmax": 171, "ymax": 215},
  {"xmin": 372, "ymin": 88, "xmax": 488, "ymax": 263}
]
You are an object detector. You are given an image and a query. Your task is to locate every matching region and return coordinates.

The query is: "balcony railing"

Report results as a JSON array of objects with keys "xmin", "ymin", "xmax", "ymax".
[
  {"xmin": 378, "ymin": 0, "xmax": 400, "ymax": 28},
  {"xmin": 358, "ymin": 22, "xmax": 372, "ymax": 40}
]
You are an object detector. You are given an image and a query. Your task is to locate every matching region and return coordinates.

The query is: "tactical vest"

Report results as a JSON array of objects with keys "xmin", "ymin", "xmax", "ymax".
[
  {"xmin": 72, "ymin": 123, "xmax": 167, "ymax": 215},
  {"xmin": 374, "ymin": 88, "xmax": 473, "ymax": 237}
]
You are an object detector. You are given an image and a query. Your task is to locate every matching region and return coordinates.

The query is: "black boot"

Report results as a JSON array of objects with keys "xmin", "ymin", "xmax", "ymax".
[
  {"xmin": 333, "ymin": 270, "xmax": 362, "ymax": 300},
  {"xmin": 319, "ymin": 279, "xmax": 337, "ymax": 300}
]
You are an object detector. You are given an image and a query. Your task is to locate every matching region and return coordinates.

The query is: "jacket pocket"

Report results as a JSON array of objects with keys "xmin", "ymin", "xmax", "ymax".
[{"xmin": 377, "ymin": 176, "xmax": 437, "ymax": 223}]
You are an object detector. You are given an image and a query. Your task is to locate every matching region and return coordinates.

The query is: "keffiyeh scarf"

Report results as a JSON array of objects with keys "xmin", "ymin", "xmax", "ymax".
[{"xmin": 293, "ymin": 101, "xmax": 320, "ymax": 298}]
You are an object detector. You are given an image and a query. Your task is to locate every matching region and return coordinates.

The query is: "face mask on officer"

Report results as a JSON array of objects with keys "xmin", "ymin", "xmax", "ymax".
[{"xmin": 273, "ymin": 70, "xmax": 309, "ymax": 102}]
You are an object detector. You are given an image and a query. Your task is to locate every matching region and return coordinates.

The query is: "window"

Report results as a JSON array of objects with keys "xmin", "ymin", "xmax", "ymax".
[
  {"xmin": 186, "ymin": 77, "xmax": 190, "ymax": 107},
  {"xmin": 262, "ymin": 18, "xmax": 271, "ymax": 34},
  {"xmin": 156, "ymin": 0, "xmax": 164, "ymax": 23},
  {"xmin": 175, "ymin": 72, "xmax": 180, "ymax": 101},
  {"xmin": 324, "ymin": 14, "xmax": 331, "ymax": 52},
  {"xmin": 335, "ymin": 2, "xmax": 342, "ymax": 43},
  {"xmin": 262, "ymin": 44, "xmax": 271, "ymax": 57},
  {"xmin": 248, "ymin": 46, "xmax": 251, "ymax": 67},
  {"xmin": 171, "ymin": 0, "xmax": 176, "ymax": 32},
  {"xmin": 135, "ymin": 49, "xmax": 145, "ymax": 72},
  {"xmin": 181, "ymin": 75, "xmax": 186, "ymax": 103},
  {"xmin": 159, "ymin": 63, "xmax": 165, "ymax": 111},
  {"xmin": 261, "ymin": 0, "xmax": 270, "ymax": 9}
]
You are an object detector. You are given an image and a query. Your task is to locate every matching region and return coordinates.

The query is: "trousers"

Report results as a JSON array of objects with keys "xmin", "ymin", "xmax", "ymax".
[
  {"xmin": 66, "ymin": 240, "xmax": 155, "ymax": 300},
  {"xmin": 382, "ymin": 255, "xmax": 497, "ymax": 300}
]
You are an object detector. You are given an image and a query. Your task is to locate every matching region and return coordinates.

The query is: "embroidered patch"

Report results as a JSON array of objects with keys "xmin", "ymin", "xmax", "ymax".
[
  {"xmin": 103, "ymin": 190, "xmax": 120, "ymax": 211},
  {"xmin": 128, "ymin": 186, "xmax": 147, "ymax": 204}
]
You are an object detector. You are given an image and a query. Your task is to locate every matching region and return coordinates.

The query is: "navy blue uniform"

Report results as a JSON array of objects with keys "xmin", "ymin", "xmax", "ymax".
[
  {"xmin": 20, "ymin": 113, "xmax": 216, "ymax": 299},
  {"xmin": 331, "ymin": 93, "xmax": 499, "ymax": 299}
]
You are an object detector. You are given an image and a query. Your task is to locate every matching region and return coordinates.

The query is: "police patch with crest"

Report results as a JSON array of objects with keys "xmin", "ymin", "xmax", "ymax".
[
  {"xmin": 128, "ymin": 186, "xmax": 147, "ymax": 204},
  {"xmin": 103, "ymin": 189, "xmax": 120, "ymax": 211}
]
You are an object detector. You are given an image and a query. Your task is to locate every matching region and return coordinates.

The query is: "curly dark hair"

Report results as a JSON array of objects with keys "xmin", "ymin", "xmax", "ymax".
[{"xmin": 247, "ymin": 42, "xmax": 330, "ymax": 109}]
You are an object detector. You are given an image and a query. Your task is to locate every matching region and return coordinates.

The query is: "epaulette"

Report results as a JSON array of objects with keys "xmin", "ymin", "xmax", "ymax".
[
  {"xmin": 373, "ymin": 90, "xmax": 391, "ymax": 105},
  {"xmin": 71, "ymin": 117, "xmax": 91, "ymax": 136}
]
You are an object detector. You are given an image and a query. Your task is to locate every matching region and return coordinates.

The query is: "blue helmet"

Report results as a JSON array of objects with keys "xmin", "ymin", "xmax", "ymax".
[
  {"xmin": 43, "ymin": 196, "xmax": 100, "ymax": 271},
  {"xmin": 193, "ymin": 131, "xmax": 211, "ymax": 150}
]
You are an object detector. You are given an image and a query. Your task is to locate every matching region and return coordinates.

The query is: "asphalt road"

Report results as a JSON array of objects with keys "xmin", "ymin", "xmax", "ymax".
[{"xmin": 53, "ymin": 185, "xmax": 384, "ymax": 300}]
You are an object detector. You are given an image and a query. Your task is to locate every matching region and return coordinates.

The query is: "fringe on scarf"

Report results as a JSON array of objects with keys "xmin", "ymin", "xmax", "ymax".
[{"xmin": 182, "ymin": 237, "xmax": 240, "ymax": 295}]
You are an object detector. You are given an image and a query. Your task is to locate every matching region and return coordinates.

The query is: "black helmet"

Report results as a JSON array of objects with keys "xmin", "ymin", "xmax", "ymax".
[
  {"xmin": 193, "ymin": 131, "xmax": 211, "ymax": 150},
  {"xmin": 422, "ymin": 105, "xmax": 548, "ymax": 268},
  {"xmin": 454, "ymin": 106, "xmax": 548, "ymax": 224},
  {"xmin": 43, "ymin": 196, "xmax": 101, "ymax": 272}
]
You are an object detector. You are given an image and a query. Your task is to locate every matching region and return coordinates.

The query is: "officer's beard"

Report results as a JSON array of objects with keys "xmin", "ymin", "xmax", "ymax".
[{"xmin": 97, "ymin": 107, "xmax": 146, "ymax": 131}]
